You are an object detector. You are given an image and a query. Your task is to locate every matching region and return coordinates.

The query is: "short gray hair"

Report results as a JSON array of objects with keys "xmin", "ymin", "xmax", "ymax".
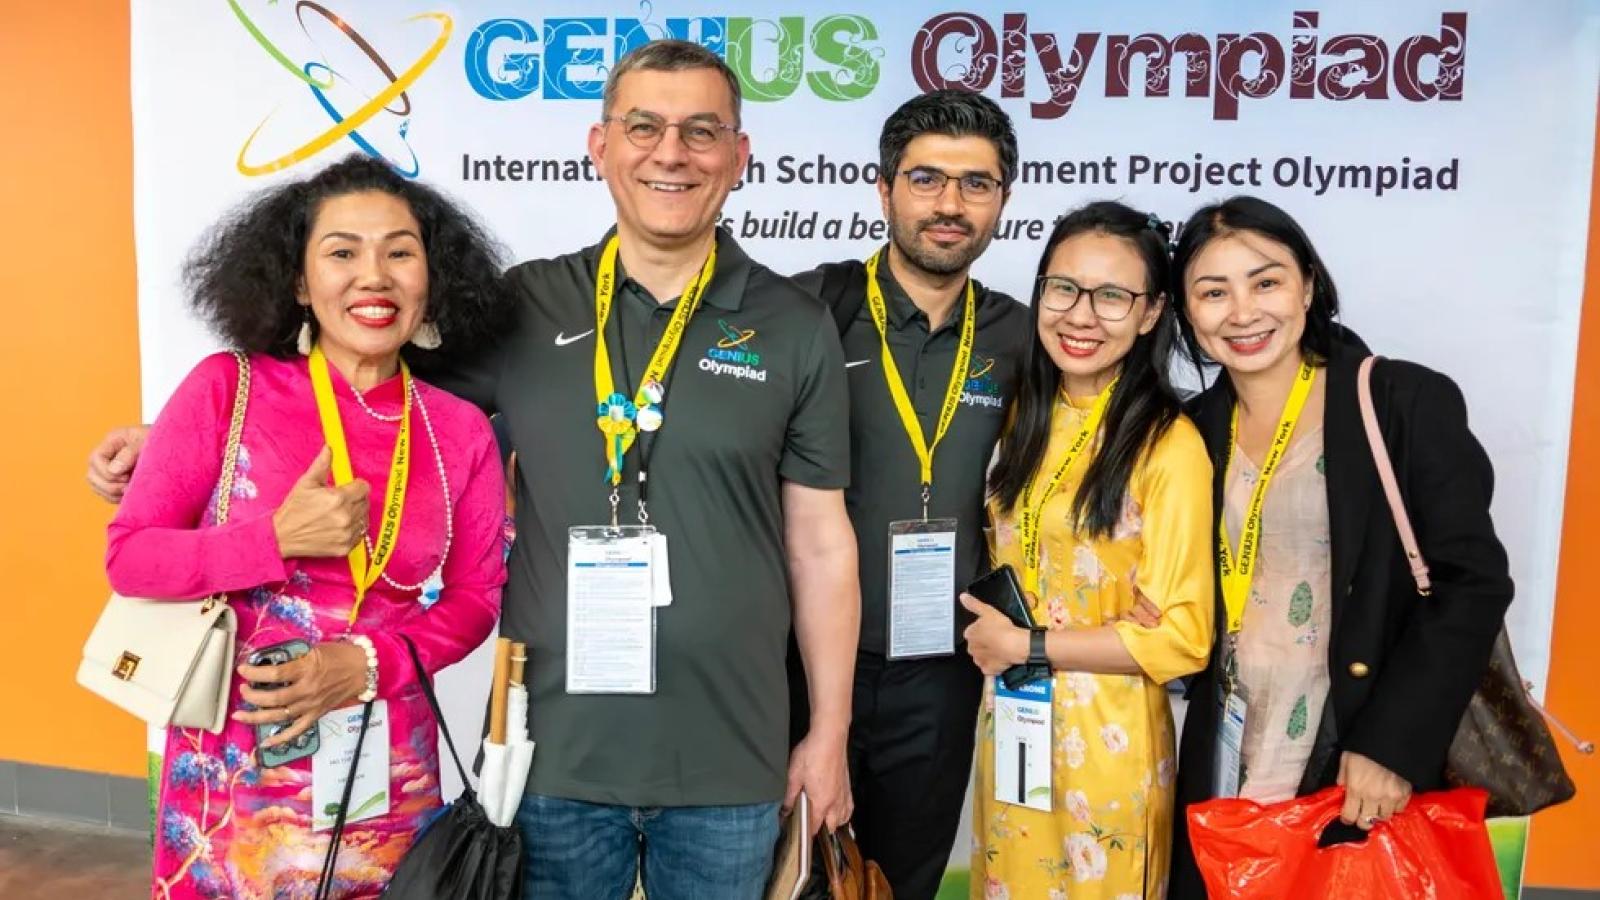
[{"xmin": 602, "ymin": 40, "xmax": 743, "ymax": 128}]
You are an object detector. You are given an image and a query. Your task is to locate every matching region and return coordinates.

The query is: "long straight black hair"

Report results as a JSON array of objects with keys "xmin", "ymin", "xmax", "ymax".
[{"xmin": 988, "ymin": 201, "xmax": 1182, "ymax": 538}]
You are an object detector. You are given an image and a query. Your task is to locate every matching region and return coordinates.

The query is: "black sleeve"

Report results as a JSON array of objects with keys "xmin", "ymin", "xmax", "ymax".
[
  {"xmin": 790, "ymin": 260, "xmax": 865, "ymax": 335},
  {"xmin": 789, "ymin": 266, "xmax": 828, "ymax": 299},
  {"xmin": 1340, "ymin": 367, "xmax": 1514, "ymax": 788},
  {"xmin": 779, "ymin": 303, "xmax": 851, "ymax": 490}
]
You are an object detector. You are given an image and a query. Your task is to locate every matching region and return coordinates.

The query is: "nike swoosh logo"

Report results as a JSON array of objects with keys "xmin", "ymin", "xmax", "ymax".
[
  {"xmin": 845, "ymin": 359, "xmax": 872, "ymax": 368},
  {"xmin": 553, "ymin": 329, "xmax": 595, "ymax": 347}
]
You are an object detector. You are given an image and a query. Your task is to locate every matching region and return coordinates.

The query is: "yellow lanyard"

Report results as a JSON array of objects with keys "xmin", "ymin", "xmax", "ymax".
[
  {"xmin": 1016, "ymin": 379, "xmax": 1118, "ymax": 596},
  {"xmin": 308, "ymin": 344, "xmax": 412, "ymax": 627},
  {"xmin": 864, "ymin": 248, "xmax": 975, "ymax": 519},
  {"xmin": 593, "ymin": 234, "xmax": 717, "ymax": 487},
  {"xmin": 1218, "ymin": 360, "xmax": 1318, "ymax": 634}
]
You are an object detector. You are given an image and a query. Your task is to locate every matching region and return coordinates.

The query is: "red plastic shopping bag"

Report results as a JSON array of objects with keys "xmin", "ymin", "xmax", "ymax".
[{"xmin": 1187, "ymin": 786, "xmax": 1500, "ymax": 899}]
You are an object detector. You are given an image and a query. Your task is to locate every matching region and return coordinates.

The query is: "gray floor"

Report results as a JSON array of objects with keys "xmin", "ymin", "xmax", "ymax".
[
  {"xmin": 0, "ymin": 814, "xmax": 148, "ymax": 899},
  {"xmin": 1, "ymin": 808, "xmax": 1594, "ymax": 899}
]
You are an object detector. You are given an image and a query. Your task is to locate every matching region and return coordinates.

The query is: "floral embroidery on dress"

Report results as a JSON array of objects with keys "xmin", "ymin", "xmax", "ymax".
[
  {"xmin": 155, "ymin": 736, "xmax": 260, "ymax": 900},
  {"xmin": 1061, "ymin": 672, "xmax": 1097, "ymax": 707},
  {"xmin": 1288, "ymin": 581, "xmax": 1314, "ymax": 627},
  {"xmin": 1100, "ymin": 724, "xmax": 1130, "ymax": 754},
  {"xmin": 1062, "ymin": 726, "xmax": 1088, "ymax": 769},
  {"xmin": 1064, "ymin": 833, "xmax": 1108, "ymax": 882},
  {"xmin": 1072, "ymin": 545, "xmax": 1103, "ymax": 582},
  {"xmin": 1065, "ymin": 790, "xmax": 1092, "ymax": 822},
  {"xmin": 1110, "ymin": 494, "xmax": 1143, "ymax": 542}
]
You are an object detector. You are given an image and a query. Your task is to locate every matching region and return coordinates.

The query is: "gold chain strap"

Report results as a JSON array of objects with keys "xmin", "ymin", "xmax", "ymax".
[
  {"xmin": 200, "ymin": 351, "xmax": 251, "ymax": 615},
  {"xmin": 213, "ymin": 351, "xmax": 251, "ymax": 526}
]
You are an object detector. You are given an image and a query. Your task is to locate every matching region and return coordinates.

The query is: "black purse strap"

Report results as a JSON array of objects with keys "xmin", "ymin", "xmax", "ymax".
[
  {"xmin": 314, "ymin": 699, "xmax": 374, "ymax": 900},
  {"xmin": 399, "ymin": 634, "xmax": 476, "ymax": 798}
]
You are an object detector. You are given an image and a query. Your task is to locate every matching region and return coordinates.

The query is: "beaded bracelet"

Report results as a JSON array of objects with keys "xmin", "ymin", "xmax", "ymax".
[{"xmin": 344, "ymin": 634, "xmax": 379, "ymax": 703}]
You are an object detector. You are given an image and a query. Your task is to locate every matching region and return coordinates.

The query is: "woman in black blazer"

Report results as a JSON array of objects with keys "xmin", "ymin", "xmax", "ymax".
[{"xmin": 1165, "ymin": 196, "xmax": 1514, "ymax": 899}]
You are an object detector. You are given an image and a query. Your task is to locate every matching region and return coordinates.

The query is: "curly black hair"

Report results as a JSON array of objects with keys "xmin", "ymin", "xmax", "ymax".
[{"xmin": 184, "ymin": 153, "xmax": 511, "ymax": 357}]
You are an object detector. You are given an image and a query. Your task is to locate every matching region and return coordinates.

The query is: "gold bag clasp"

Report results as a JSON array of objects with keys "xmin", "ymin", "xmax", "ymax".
[{"xmin": 113, "ymin": 651, "xmax": 140, "ymax": 681}]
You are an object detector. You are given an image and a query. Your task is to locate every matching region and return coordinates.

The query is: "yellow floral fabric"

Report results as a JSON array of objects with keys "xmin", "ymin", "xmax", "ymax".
[{"xmin": 972, "ymin": 396, "xmax": 1215, "ymax": 899}]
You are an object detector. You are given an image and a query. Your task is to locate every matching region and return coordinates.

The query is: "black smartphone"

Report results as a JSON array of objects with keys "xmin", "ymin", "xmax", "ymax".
[
  {"xmin": 964, "ymin": 565, "xmax": 1049, "ymax": 689},
  {"xmin": 247, "ymin": 639, "xmax": 319, "ymax": 767},
  {"xmin": 966, "ymin": 564, "xmax": 1036, "ymax": 628}
]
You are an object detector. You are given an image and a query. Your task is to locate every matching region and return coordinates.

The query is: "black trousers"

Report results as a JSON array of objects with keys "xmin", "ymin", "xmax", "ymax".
[{"xmin": 789, "ymin": 645, "xmax": 984, "ymax": 900}]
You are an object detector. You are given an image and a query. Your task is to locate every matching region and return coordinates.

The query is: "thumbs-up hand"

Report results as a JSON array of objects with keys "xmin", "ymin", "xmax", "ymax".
[{"xmin": 271, "ymin": 446, "xmax": 370, "ymax": 559}]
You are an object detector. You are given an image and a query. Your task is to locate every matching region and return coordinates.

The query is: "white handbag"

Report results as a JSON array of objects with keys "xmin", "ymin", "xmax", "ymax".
[{"xmin": 77, "ymin": 351, "xmax": 249, "ymax": 733}]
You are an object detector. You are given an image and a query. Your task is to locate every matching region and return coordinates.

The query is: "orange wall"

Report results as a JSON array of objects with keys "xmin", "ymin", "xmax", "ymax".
[
  {"xmin": 1523, "ymin": 113, "xmax": 1600, "ymax": 890},
  {"xmin": 0, "ymin": 0, "xmax": 145, "ymax": 777},
  {"xmin": 0, "ymin": 1, "xmax": 1594, "ymax": 887}
]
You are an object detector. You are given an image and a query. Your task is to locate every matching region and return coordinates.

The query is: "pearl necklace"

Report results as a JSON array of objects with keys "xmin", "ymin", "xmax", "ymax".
[{"xmin": 351, "ymin": 380, "xmax": 452, "ymax": 604}]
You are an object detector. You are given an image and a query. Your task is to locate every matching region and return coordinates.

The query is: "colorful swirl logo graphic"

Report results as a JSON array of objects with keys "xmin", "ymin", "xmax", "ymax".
[
  {"xmin": 227, "ymin": 0, "xmax": 451, "ymax": 178},
  {"xmin": 717, "ymin": 319, "xmax": 757, "ymax": 349}
]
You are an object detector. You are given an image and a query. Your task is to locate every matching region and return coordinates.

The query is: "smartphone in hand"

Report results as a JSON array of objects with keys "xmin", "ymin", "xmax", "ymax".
[
  {"xmin": 247, "ymin": 639, "xmax": 320, "ymax": 767},
  {"xmin": 965, "ymin": 565, "xmax": 1050, "ymax": 689}
]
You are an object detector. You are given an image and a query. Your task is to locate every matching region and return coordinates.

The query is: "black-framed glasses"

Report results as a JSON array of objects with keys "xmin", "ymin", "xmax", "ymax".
[
  {"xmin": 604, "ymin": 111, "xmax": 738, "ymax": 152},
  {"xmin": 899, "ymin": 166, "xmax": 1002, "ymax": 203},
  {"xmin": 1036, "ymin": 276, "xmax": 1151, "ymax": 322}
]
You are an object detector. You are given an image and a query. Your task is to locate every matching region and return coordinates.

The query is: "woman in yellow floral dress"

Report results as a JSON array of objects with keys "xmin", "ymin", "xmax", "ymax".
[{"xmin": 960, "ymin": 202, "xmax": 1214, "ymax": 899}]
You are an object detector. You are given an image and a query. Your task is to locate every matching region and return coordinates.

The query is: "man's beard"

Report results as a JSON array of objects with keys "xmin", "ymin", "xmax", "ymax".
[{"xmin": 887, "ymin": 202, "xmax": 993, "ymax": 277}]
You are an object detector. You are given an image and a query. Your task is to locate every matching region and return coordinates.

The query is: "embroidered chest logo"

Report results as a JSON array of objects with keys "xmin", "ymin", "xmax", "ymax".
[
  {"xmin": 961, "ymin": 356, "xmax": 1004, "ymax": 409},
  {"xmin": 700, "ymin": 319, "xmax": 769, "ymax": 383}
]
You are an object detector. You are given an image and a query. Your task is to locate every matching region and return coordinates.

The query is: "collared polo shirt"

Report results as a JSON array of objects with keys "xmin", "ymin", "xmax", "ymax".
[
  {"xmin": 419, "ymin": 227, "xmax": 849, "ymax": 806},
  {"xmin": 794, "ymin": 254, "xmax": 1030, "ymax": 656}
]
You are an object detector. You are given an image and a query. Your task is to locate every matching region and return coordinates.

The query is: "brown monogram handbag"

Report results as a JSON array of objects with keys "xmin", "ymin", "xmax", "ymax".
[
  {"xmin": 1443, "ymin": 630, "xmax": 1582, "ymax": 816},
  {"xmin": 1359, "ymin": 357, "xmax": 1591, "ymax": 818}
]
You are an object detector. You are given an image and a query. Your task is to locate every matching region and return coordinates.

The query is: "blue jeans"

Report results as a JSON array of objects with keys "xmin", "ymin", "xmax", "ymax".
[{"xmin": 515, "ymin": 794, "xmax": 781, "ymax": 899}]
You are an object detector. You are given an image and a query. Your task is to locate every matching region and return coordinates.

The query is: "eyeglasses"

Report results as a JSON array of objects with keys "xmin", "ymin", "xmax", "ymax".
[
  {"xmin": 1036, "ymin": 276, "xmax": 1151, "ymax": 322},
  {"xmin": 604, "ymin": 111, "xmax": 738, "ymax": 152},
  {"xmin": 899, "ymin": 167, "xmax": 1003, "ymax": 204}
]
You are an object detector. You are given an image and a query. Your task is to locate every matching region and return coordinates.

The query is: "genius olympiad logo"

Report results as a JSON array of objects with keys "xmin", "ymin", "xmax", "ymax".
[
  {"xmin": 701, "ymin": 320, "xmax": 768, "ymax": 382},
  {"xmin": 227, "ymin": 0, "xmax": 452, "ymax": 178},
  {"xmin": 911, "ymin": 10, "xmax": 1467, "ymax": 121},
  {"xmin": 464, "ymin": 9, "xmax": 882, "ymax": 103},
  {"xmin": 961, "ymin": 357, "xmax": 1004, "ymax": 409}
]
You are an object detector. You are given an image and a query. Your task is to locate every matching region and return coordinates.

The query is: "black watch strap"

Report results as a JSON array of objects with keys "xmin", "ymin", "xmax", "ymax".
[{"xmin": 1027, "ymin": 627, "xmax": 1049, "ymax": 668}]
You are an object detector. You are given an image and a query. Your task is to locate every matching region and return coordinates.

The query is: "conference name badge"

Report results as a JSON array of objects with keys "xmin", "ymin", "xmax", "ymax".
[
  {"xmin": 994, "ymin": 677, "xmax": 1053, "ymax": 812},
  {"xmin": 566, "ymin": 526, "xmax": 657, "ymax": 695},
  {"xmin": 312, "ymin": 701, "xmax": 391, "ymax": 832},
  {"xmin": 887, "ymin": 518, "xmax": 958, "ymax": 659}
]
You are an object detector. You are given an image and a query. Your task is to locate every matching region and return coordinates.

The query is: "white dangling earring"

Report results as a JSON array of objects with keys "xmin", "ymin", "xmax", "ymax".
[
  {"xmin": 410, "ymin": 321, "xmax": 442, "ymax": 350},
  {"xmin": 296, "ymin": 309, "xmax": 313, "ymax": 356}
]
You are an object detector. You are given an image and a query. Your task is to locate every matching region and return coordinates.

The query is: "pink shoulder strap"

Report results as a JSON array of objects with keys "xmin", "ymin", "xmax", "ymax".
[{"xmin": 1357, "ymin": 356, "xmax": 1433, "ymax": 595}]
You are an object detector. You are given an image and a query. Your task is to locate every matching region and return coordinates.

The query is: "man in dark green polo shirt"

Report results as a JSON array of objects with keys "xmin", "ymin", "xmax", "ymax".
[
  {"xmin": 443, "ymin": 42, "xmax": 858, "ymax": 899},
  {"xmin": 85, "ymin": 40, "xmax": 858, "ymax": 900},
  {"xmin": 790, "ymin": 91, "xmax": 1030, "ymax": 900}
]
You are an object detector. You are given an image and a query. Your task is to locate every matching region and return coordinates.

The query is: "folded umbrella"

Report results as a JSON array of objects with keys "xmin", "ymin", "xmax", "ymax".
[
  {"xmin": 479, "ymin": 638, "xmax": 512, "ymax": 827},
  {"xmin": 496, "ymin": 643, "xmax": 536, "ymax": 827}
]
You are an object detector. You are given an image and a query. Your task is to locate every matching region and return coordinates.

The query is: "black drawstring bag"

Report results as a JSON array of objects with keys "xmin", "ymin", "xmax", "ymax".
[{"xmin": 380, "ymin": 636, "xmax": 525, "ymax": 899}]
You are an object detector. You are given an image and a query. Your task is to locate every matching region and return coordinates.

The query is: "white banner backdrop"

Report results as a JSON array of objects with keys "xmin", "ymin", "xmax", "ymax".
[{"xmin": 133, "ymin": 0, "xmax": 1598, "ymax": 844}]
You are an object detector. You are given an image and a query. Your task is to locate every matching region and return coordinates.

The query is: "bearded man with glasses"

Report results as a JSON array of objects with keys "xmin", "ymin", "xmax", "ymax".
[{"xmin": 788, "ymin": 90, "xmax": 1033, "ymax": 900}]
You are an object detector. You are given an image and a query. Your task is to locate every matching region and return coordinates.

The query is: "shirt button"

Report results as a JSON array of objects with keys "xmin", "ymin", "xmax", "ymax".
[{"xmin": 1348, "ymin": 662, "xmax": 1371, "ymax": 678}]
